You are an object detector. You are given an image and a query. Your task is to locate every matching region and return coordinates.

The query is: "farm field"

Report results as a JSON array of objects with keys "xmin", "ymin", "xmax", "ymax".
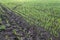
[{"xmin": 0, "ymin": 0, "xmax": 60, "ymax": 40}]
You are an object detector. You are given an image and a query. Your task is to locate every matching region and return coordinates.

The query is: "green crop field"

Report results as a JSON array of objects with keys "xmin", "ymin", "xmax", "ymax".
[{"xmin": 0, "ymin": 0, "xmax": 60, "ymax": 39}]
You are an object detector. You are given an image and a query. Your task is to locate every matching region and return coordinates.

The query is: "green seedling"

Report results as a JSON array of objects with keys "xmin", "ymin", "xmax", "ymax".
[
  {"xmin": 0, "ymin": 25, "xmax": 6, "ymax": 31},
  {"xmin": 12, "ymin": 29, "xmax": 17, "ymax": 35}
]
